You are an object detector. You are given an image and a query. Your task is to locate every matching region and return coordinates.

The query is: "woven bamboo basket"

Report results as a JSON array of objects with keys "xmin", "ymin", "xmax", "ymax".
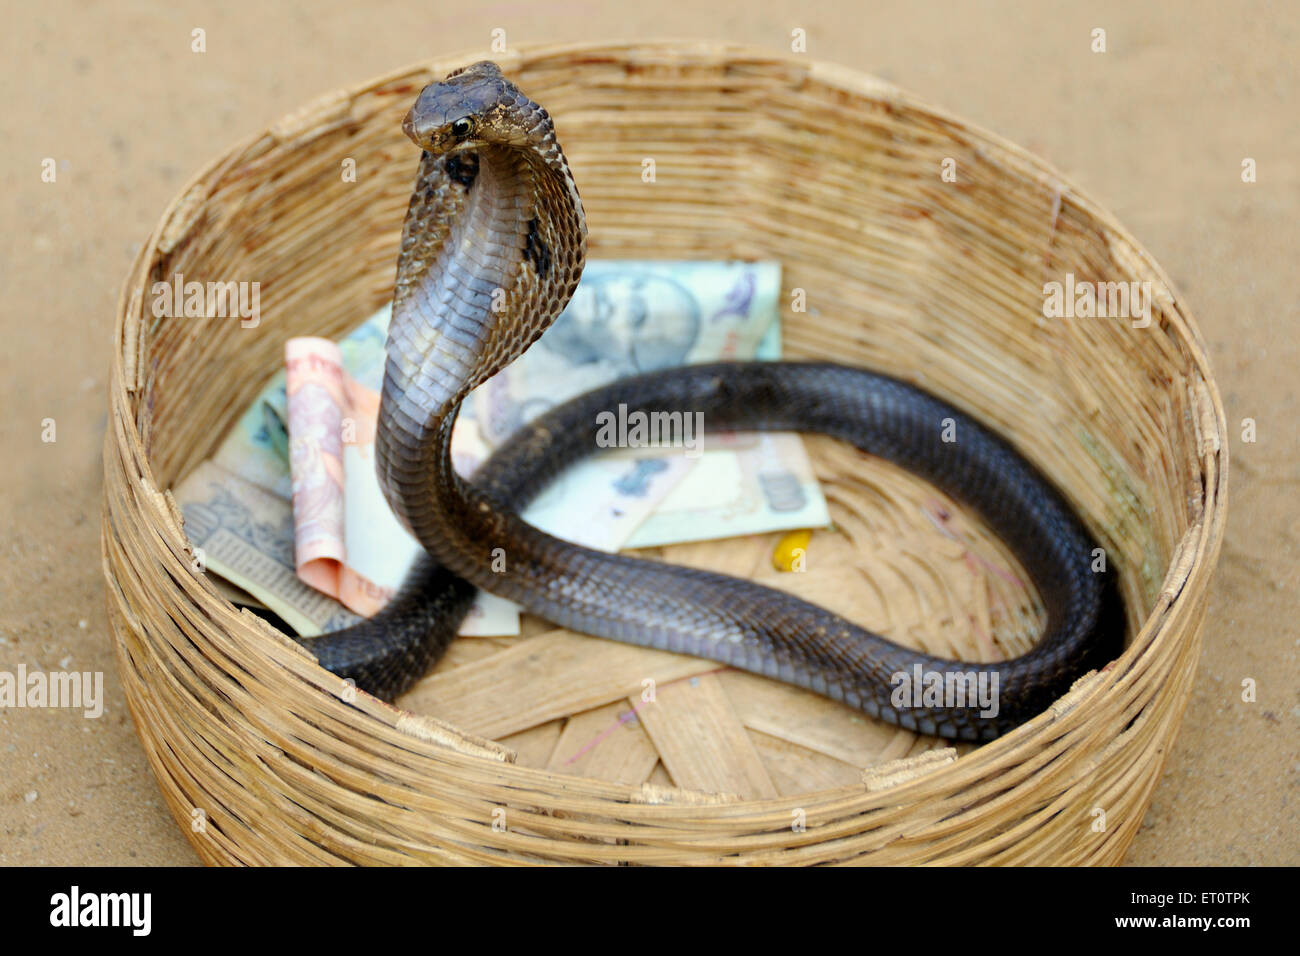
[{"xmin": 101, "ymin": 41, "xmax": 1226, "ymax": 865}]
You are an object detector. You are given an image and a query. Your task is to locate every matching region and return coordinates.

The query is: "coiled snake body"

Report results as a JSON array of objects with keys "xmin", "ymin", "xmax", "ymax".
[{"xmin": 305, "ymin": 62, "xmax": 1123, "ymax": 741}]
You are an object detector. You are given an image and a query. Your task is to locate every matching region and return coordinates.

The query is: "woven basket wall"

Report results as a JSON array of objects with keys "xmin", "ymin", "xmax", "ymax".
[{"xmin": 101, "ymin": 41, "xmax": 1227, "ymax": 865}]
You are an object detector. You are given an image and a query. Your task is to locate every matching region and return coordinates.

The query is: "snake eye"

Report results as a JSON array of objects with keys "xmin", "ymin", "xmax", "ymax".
[{"xmin": 450, "ymin": 117, "xmax": 474, "ymax": 138}]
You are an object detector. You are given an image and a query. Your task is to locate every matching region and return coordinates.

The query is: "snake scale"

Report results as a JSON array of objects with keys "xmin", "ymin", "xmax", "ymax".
[{"xmin": 301, "ymin": 61, "xmax": 1123, "ymax": 741}]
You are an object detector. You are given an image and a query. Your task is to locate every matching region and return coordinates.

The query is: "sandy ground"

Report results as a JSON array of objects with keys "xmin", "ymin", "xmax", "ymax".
[{"xmin": 1, "ymin": 0, "xmax": 1295, "ymax": 866}]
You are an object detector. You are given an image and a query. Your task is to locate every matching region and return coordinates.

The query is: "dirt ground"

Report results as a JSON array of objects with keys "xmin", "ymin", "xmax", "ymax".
[{"xmin": 1, "ymin": 0, "xmax": 1295, "ymax": 866}]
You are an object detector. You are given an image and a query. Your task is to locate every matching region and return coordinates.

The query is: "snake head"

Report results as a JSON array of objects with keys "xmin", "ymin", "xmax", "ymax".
[{"xmin": 402, "ymin": 61, "xmax": 537, "ymax": 154}]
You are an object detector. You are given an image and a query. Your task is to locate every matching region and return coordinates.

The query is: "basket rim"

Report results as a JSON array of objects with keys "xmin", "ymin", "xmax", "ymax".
[{"xmin": 106, "ymin": 39, "xmax": 1229, "ymax": 818}]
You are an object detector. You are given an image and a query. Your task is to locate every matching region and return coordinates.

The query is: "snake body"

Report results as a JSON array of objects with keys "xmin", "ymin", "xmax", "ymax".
[{"xmin": 305, "ymin": 62, "xmax": 1123, "ymax": 741}]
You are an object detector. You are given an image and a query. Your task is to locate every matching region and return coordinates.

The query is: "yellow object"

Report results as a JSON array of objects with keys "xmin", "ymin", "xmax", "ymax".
[{"xmin": 772, "ymin": 529, "xmax": 813, "ymax": 572}]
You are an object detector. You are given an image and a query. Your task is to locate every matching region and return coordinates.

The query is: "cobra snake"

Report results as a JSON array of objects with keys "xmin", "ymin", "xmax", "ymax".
[{"xmin": 303, "ymin": 61, "xmax": 1123, "ymax": 742}]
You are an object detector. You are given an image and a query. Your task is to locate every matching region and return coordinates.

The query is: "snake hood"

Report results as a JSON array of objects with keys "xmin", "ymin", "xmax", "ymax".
[{"xmin": 387, "ymin": 61, "xmax": 587, "ymax": 415}]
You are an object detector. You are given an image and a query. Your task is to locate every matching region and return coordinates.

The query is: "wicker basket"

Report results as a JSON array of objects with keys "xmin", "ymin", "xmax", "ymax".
[{"xmin": 101, "ymin": 41, "xmax": 1226, "ymax": 865}]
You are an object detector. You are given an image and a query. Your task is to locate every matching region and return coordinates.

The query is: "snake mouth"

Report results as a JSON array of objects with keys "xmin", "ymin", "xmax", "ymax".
[
  {"xmin": 401, "ymin": 110, "xmax": 443, "ymax": 151},
  {"xmin": 401, "ymin": 111, "xmax": 484, "ymax": 156}
]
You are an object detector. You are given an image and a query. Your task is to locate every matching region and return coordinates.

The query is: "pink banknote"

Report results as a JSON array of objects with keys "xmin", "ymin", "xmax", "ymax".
[
  {"xmin": 285, "ymin": 338, "xmax": 347, "ymax": 598},
  {"xmin": 286, "ymin": 338, "xmax": 392, "ymax": 616}
]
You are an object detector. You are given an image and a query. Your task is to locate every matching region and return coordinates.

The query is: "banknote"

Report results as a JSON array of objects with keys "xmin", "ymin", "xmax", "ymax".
[
  {"xmin": 174, "ymin": 460, "xmax": 362, "ymax": 636},
  {"xmin": 474, "ymin": 260, "xmax": 783, "ymax": 446},
  {"xmin": 523, "ymin": 448, "xmax": 697, "ymax": 551},
  {"xmin": 211, "ymin": 372, "xmax": 293, "ymax": 500},
  {"xmin": 285, "ymin": 337, "xmax": 348, "ymax": 598},
  {"xmin": 206, "ymin": 573, "xmax": 267, "ymax": 612},
  {"xmin": 623, "ymin": 432, "xmax": 830, "ymax": 549}
]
